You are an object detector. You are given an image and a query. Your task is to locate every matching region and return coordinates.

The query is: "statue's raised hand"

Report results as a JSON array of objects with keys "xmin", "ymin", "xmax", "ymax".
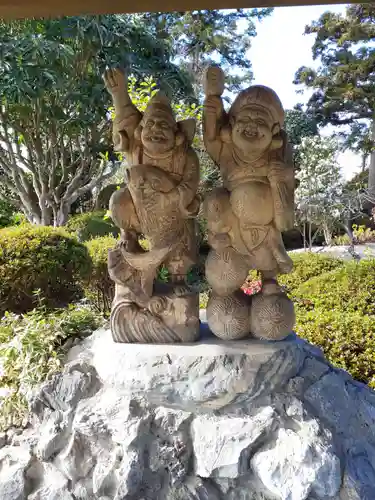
[
  {"xmin": 103, "ymin": 68, "xmax": 128, "ymax": 96},
  {"xmin": 204, "ymin": 66, "xmax": 225, "ymax": 97}
]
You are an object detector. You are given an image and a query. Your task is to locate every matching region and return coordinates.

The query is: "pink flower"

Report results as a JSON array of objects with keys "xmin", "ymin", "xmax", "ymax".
[{"xmin": 241, "ymin": 280, "xmax": 262, "ymax": 296}]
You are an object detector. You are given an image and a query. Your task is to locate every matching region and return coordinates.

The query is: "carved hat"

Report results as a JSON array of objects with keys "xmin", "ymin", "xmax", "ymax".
[
  {"xmin": 229, "ymin": 85, "xmax": 284, "ymax": 127},
  {"xmin": 142, "ymin": 92, "xmax": 176, "ymax": 126}
]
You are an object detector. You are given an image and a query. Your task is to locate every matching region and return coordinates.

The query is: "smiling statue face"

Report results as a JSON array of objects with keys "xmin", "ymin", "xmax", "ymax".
[
  {"xmin": 141, "ymin": 113, "xmax": 176, "ymax": 156},
  {"xmin": 231, "ymin": 107, "xmax": 274, "ymax": 158}
]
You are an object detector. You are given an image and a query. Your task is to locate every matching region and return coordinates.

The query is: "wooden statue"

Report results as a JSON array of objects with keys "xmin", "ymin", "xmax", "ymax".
[
  {"xmin": 103, "ymin": 68, "xmax": 200, "ymax": 343},
  {"xmin": 203, "ymin": 66, "xmax": 295, "ymax": 341}
]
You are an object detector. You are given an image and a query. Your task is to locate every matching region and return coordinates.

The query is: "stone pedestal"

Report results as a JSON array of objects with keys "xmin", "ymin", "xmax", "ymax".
[{"xmin": 1, "ymin": 324, "xmax": 375, "ymax": 499}]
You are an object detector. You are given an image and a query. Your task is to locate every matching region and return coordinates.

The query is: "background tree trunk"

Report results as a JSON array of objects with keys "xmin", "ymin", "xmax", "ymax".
[{"xmin": 367, "ymin": 118, "xmax": 375, "ymax": 206}]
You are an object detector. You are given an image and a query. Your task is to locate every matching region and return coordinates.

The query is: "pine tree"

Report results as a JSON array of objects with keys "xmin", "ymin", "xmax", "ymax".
[
  {"xmin": 139, "ymin": 9, "xmax": 272, "ymax": 93},
  {"xmin": 294, "ymin": 4, "xmax": 375, "ymax": 201}
]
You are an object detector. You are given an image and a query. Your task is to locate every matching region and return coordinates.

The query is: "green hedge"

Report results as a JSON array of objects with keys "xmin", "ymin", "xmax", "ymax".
[
  {"xmin": 296, "ymin": 308, "xmax": 375, "ymax": 388},
  {"xmin": 83, "ymin": 236, "xmax": 117, "ymax": 313},
  {"xmin": 0, "ymin": 225, "xmax": 90, "ymax": 314},
  {"xmin": 279, "ymin": 252, "xmax": 344, "ymax": 292},
  {"xmin": 290, "ymin": 256, "xmax": 375, "ymax": 388},
  {"xmin": 295, "ymin": 259, "xmax": 375, "ymax": 315},
  {"xmin": 65, "ymin": 211, "xmax": 119, "ymax": 241}
]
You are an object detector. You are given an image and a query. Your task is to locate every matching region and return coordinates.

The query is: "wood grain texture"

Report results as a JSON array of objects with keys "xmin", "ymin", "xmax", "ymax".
[{"xmin": 0, "ymin": 0, "xmax": 356, "ymax": 20}]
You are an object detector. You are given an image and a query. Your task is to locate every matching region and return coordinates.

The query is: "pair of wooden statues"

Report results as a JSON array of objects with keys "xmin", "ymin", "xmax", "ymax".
[{"xmin": 103, "ymin": 66, "xmax": 295, "ymax": 344}]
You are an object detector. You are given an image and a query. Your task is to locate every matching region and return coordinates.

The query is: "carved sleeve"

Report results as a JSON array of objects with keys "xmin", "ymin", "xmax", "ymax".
[
  {"xmin": 203, "ymin": 95, "xmax": 226, "ymax": 164},
  {"xmin": 177, "ymin": 148, "xmax": 200, "ymax": 208},
  {"xmin": 268, "ymin": 131, "xmax": 295, "ymax": 232},
  {"xmin": 113, "ymin": 102, "xmax": 142, "ymax": 153}
]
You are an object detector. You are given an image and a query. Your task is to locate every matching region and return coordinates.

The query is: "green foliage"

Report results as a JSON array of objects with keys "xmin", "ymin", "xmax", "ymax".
[
  {"xmin": 284, "ymin": 107, "xmax": 319, "ymax": 170},
  {"xmin": 0, "ymin": 200, "xmax": 17, "ymax": 228},
  {"xmin": 95, "ymin": 183, "xmax": 124, "ymax": 210},
  {"xmin": 345, "ymin": 168, "xmax": 369, "ymax": 192},
  {"xmin": 82, "ymin": 236, "xmax": 117, "ymax": 314},
  {"xmin": 0, "ymin": 16, "xmax": 193, "ymax": 226},
  {"xmin": 199, "ymin": 292, "xmax": 209, "ymax": 310},
  {"xmin": 284, "ymin": 107, "xmax": 318, "ymax": 148},
  {"xmin": 279, "ymin": 252, "xmax": 344, "ymax": 292},
  {"xmin": 296, "ymin": 309, "xmax": 375, "ymax": 388},
  {"xmin": 333, "ymin": 224, "xmax": 375, "ymax": 245},
  {"xmin": 65, "ymin": 211, "xmax": 120, "ymax": 241},
  {"xmin": 140, "ymin": 9, "xmax": 273, "ymax": 92},
  {"xmin": 279, "ymin": 253, "xmax": 375, "ymax": 387},
  {"xmin": 0, "ymin": 225, "xmax": 91, "ymax": 314},
  {"xmin": 296, "ymin": 259, "xmax": 375, "ymax": 316},
  {"xmin": 294, "ymin": 5, "xmax": 375, "ymax": 156},
  {"xmin": 0, "ymin": 303, "xmax": 103, "ymax": 430},
  {"xmin": 296, "ymin": 136, "xmax": 344, "ymax": 245},
  {"xmin": 157, "ymin": 265, "xmax": 170, "ymax": 283}
]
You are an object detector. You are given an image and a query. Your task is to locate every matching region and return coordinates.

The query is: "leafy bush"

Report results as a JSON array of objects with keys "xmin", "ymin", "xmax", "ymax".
[
  {"xmin": 65, "ymin": 211, "xmax": 119, "ymax": 241},
  {"xmin": 296, "ymin": 308, "xmax": 375, "ymax": 388},
  {"xmin": 0, "ymin": 303, "xmax": 103, "ymax": 430},
  {"xmin": 290, "ymin": 257, "xmax": 375, "ymax": 388},
  {"xmin": 279, "ymin": 252, "xmax": 344, "ymax": 293},
  {"xmin": 296, "ymin": 259, "xmax": 375, "ymax": 315},
  {"xmin": 0, "ymin": 226, "xmax": 91, "ymax": 314},
  {"xmin": 83, "ymin": 236, "xmax": 117, "ymax": 313},
  {"xmin": 333, "ymin": 224, "xmax": 375, "ymax": 246},
  {"xmin": 332, "ymin": 234, "xmax": 351, "ymax": 246},
  {"xmin": 0, "ymin": 200, "xmax": 16, "ymax": 228}
]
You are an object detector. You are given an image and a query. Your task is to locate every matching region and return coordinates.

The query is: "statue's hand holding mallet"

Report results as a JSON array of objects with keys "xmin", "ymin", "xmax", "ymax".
[
  {"xmin": 204, "ymin": 66, "xmax": 225, "ymax": 97},
  {"xmin": 103, "ymin": 68, "xmax": 130, "ymax": 105}
]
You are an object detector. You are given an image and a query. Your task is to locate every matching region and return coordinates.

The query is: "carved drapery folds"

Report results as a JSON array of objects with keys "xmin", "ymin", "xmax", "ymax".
[
  {"xmin": 104, "ymin": 68, "xmax": 200, "ymax": 343},
  {"xmin": 203, "ymin": 66, "xmax": 296, "ymax": 341}
]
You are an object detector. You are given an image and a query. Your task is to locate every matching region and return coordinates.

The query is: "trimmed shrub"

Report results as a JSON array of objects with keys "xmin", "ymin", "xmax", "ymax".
[
  {"xmin": 279, "ymin": 252, "xmax": 344, "ymax": 293},
  {"xmin": 65, "ymin": 211, "xmax": 119, "ymax": 241},
  {"xmin": 0, "ymin": 303, "xmax": 103, "ymax": 430},
  {"xmin": 0, "ymin": 225, "xmax": 91, "ymax": 314},
  {"xmin": 296, "ymin": 308, "xmax": 375, "ymax": 388},
  {"xmin": 83, "ymin": 236, "xmax": 117, "ymax": 313},
  {"xmin": 296, "ymin": 259, "xmax": 375, "ymax": 315}
]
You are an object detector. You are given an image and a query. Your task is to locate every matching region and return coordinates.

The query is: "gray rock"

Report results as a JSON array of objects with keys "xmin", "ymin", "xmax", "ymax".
[
  {"xmin": 251, "ymin": 423, "xmax": 341, "ymax": 500},
  {"xmin": 27, "ymin": 462, "xmax": 72, "ymax": 500},
  {"xmin": 58, "ymin": 431, "xmax": 94, "ymax": 482},
  {"xmin": 92, "ymin": 447, "xmax": 120, "ymax": 496},
  {"xmin": 0, "ymin": 446, "xmax": 31, "ymax": 500},
  {"xmin": 67, "ymin": 329, "xmax": 306, "ymax": 410},
  {"xmin": 114, "ymin": 449, "xmax": 143, "ymax": 499},
  {"xmin": 5, "ymin": 326, "xmax": 375, "ymax": 499},
  {"xmin": 36, "ymin": 411, "xmax": 71, "ymax": 460},
  {"xmin": 149, "ymin": 408, "xmax": 192, "ymax": 485},
  {"xmin": 0, "ymin": 431, "xmax": 7, "ymax": 448},
  {"xmin": 28, "ymin": 361, "xmax": 101, "ymax": 419},
  {"xmin": 192, "ymin": 406, "xmax": 274, "ymax": 478},
  {"xmin": 166, "ymin": 476, "xmax": 222, "ymax": 499},
  {"xmin": 339, "ymin": 443, "xmax": 375, "ymax": 500},
  {"xmin": 305, "ymin": 371, "xmax": 375, "ymax": 443}
]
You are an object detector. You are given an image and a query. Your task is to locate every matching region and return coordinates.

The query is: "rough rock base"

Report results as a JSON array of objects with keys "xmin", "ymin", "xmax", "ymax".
[{"xmin": 2, "ymin": 325, "xmax": 375, "ymax": 500}]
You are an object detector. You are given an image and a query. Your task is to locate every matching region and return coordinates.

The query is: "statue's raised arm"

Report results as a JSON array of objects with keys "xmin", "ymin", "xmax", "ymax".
[
  {"xmin": 103, "ymin": 68, "xmax": 142, "ymax": 153},
  {"xmin": 203, "ymin": 66, "xmax": 227, "ymax": 164},
  {"xmin": 268, "ymin": 129, "xmax": 295, "ymax": 233}
]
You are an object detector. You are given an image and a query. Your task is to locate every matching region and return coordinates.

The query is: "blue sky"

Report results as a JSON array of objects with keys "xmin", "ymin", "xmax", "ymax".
[{"xmin": 249, "ymin": 4, "xmax": 361, "ymax": 180}]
